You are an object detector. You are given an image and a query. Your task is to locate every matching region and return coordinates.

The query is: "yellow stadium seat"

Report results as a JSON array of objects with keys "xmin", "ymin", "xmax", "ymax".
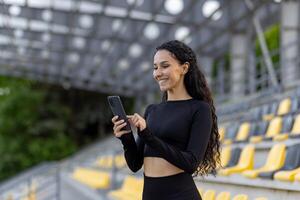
[
  {"xmin": 290, "ymin": 114, "xmax": 300, "ymax": 137},
  {"xmin": 223, "ymin": 139, "xmax": 232, "ymax": 145},
  {"xmin": 250, "ymin": 117, "xmax": 282, "ymax": 143},
  {"xmin": 272, "ymin": 132, "xmax": 289, "ymax": 141},
  {"xmin": 242, "ymin": 143, "xmax": 286, "ymax": 179},
  {"xmin": 262, "ymin": 98, "xmax": 290, "ymax": 121},
  {"xmin": 294, "ymin": 172, "xmax": 300, "ymax": 181},
  {"xmin": 22, "ymin": 191, "xmax": 36, "ymax": 200},
  {"xmin": 216, "ymin": 191, "xmax": 230, "ymax": 200},
  {"xmin": 263, "ymin": 114, "xmax": 274, "ymax": 121},
  {"xmin": 72, "ymin": 167, "xmax": 110, "ymax": 189},
  {"xmin": 273, "ymin": 114, "xmax": 300, "ymax": 141},
  {"xmin": 235, "ymin": 122, "xmax": 251, "ymax": 142},
  {"xmin": 219, "ymin": 126, "xmax": 226, "ymax": 142},
  {"xmin": 202, "ymin": 189, "xmax": 216, "ymax": 200},
  {"xmin": 109, "ymin": 176, "xmax": 143, "ymax": 200},
  {"xmin": 114, "ymin": 154, "xmax": 126, "ymax": 168},
  {"xmin": 96, "ymin": 155, "xmax": 114, "ymax": 169},
  {"xmin": 274, "ymin": 166, "xmax": 300, "ymax": 182},
  {"xmin": 96, "ymin": 154, "xmax": 126, "ymax": 169},
  {"xmin": 218, "ymin": 145, "xmax": 255, "ymax": 176},
  {"xmin": 22, "ymin": 181, "xmax": 37, "ymax": 200},
  {"xmin": 277, "ymin": 97, "xmax": 292, "ymax": 116},
  {"xmin": 223, "ymin": 125, "xmax": 239, "ymax": 145},
  {"xmin": 232, "ymin": 194, "xmax": 248, "ymax": 200},
  {"xmin": 217, "ymin": 145, "xmax": 231, "ymax": 169}
]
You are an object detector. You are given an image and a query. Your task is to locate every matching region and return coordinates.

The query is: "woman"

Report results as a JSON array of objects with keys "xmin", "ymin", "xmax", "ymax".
[{"xmin": 111, "ymin": 40, "xmax": 220, "ymax": 200}]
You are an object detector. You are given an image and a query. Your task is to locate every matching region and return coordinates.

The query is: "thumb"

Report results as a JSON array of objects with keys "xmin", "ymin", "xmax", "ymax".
[{"xmin": 127, "ymin": 115, "xmax": 133, "ymax": 118}]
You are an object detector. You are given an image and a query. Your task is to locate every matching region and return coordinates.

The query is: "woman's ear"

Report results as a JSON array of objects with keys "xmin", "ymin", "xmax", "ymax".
[{"xmin": 183, "ymin": 62, "xmax": 189, "ymax": 74}]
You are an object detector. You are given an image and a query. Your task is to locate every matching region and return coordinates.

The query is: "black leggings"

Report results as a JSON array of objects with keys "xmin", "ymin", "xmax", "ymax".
[{"xmin": 142, "ymin": 172, "xmax": 202, "ymax": 200}]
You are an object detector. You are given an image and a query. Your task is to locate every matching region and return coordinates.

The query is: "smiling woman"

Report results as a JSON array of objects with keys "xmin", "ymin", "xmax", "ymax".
[{"xmin": 111, "ymin": 40, "xmax": 220, "ymax": 200}]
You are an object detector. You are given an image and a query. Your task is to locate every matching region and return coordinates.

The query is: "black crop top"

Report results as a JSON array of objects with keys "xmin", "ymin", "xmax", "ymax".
[{"xmin": 118, "ymin": 98, "xmax": 212, "ymax": 174}]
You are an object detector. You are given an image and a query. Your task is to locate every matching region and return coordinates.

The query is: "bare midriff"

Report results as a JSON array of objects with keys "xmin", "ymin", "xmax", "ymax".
[{"xmin": 143, "ymin": 157, "xmax": 184, "ymax": 177}]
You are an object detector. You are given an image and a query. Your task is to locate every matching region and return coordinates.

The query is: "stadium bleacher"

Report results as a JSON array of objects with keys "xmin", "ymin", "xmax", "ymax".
[{"xmin": 3, "ymin": 90, "xmax": 300, "ymax": 200}]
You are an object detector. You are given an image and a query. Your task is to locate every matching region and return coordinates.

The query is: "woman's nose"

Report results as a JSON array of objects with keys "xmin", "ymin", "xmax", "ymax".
[{"xmin": 153, "ymin": 70, "xmax": 162, "ymax": 79}]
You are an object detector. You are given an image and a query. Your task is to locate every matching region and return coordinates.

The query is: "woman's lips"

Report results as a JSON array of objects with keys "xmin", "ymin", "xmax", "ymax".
[{"xmin": 158, "ymin": 79, "xmax": 168, "ymax": 84}]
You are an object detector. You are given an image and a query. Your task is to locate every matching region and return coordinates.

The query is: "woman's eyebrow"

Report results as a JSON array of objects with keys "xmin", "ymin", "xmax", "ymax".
[{"xmin": 153, "ymin": 61, "xmax": 169, "ymax": 66}]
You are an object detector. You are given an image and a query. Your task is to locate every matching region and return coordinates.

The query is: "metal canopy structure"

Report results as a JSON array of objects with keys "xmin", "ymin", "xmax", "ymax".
[{"xmin": 0, "ymin": 0, "xmax": 280, "ymax": 96}]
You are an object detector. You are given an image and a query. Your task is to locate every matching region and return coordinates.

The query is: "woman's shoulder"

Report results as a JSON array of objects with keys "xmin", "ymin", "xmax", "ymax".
[
  {"xmin": 191, "ymin": 99, "xmax": 210, "ymax": 108},
  {"xmin": 190, "ymin": 100, "xmax": 211, "ymax": 114},
  {"xmin": 143, "ymin": 103, "xmax": 157, "ymax": 118}
]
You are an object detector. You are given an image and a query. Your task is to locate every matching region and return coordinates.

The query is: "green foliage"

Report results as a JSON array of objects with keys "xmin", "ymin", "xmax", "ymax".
[
  {"xmin": 0, "ymin": 76, "xmax": 77, "ymax": 181},
  {"xmin": 0, "ymin": 75, "xmax": 134, "ymax": 182}
]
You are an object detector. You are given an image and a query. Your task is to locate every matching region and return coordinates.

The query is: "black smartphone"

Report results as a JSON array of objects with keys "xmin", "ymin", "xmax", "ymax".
[{"xmin": 107, "ymin": 96, "xmax": 132, "ymax": 132}]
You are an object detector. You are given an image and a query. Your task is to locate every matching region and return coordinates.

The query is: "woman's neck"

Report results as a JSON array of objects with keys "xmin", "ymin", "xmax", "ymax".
[{"xmin": 167, "ymin": 84, "xmax": 192, "ymax": 101}]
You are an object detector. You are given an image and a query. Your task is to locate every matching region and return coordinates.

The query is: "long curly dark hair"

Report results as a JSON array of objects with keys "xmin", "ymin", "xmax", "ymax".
[{"xmin": 155, "ymin": 40, "xmax": 220, "ymax": 177}]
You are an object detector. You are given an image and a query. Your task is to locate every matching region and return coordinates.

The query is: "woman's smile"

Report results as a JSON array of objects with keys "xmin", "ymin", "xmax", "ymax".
[{"xmin": 158, "ymin": 79, "xmax": 168, "ymax": 84}]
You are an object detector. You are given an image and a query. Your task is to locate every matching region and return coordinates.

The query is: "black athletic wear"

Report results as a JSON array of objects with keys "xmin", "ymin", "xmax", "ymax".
[
  {"xmin": 117, "ymin": 98, "xmax": 212, "ymax": 200},
  {"xmin": 118, "ymin": 98, "xmax": 212, "ymax": 174},
  {"xmin": 143, "ymin": 172, "xmax": 202, "ymax": 200}
]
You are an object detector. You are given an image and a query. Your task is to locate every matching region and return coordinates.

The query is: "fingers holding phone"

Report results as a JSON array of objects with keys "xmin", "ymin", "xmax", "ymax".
[
  {"xmin": 127, "ymin": 113, "xmax": 146, "ymax": 132},
  {"xmin": 112, "ymin": 116, "xmax": 131, "ymax": 138}
]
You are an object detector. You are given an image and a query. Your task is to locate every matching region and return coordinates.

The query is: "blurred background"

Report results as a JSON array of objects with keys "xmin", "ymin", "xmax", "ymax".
[{"xmin": 0, "ymin": 0, "xmax": 299, "ymax": 200}]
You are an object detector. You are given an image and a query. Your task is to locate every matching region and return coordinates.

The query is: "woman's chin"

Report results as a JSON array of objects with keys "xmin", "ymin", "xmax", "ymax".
[{"xmin": 159, "ymin": 87, "xmax": 169, "ymax": 92}]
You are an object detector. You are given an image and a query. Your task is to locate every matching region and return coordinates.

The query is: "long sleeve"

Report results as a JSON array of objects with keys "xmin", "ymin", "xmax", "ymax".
[
  {"xmin": 117, "ymin": 105, "xmax": 153, "ymax": 172},
  {"xmin": 119, "ymin": 133, "xmax": 144, "ymax": 172},
  {"xmin": 137, "ymin": 103, "xmax": 212, "ymax": 174}
]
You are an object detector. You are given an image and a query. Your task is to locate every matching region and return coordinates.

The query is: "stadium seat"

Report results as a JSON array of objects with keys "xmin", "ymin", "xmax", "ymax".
[
  {"xmin": 222, "ymin": 147, "xmax": 241, "ymax": 168},
  {"xmin": 223, "ymin": 124, "xmax": 239, "ymax": 145},
  {"xmin": 219, "ymin": 126, "xmax": 226, "ymax": 142},
  {"xmin": 259, "ymin": 143, "xmax": 300, "ymax": 179},
  {"xmin": 250, "ymin": 117, "xmax": 282, "ymax": 143},
  {"xmin": 22, "ymin": 191, "xmax": 36, "ymax": 200},
  {"xmin": 72, "ymin": 167, "xmax": 110, "ymax": 189},
  {"xmin": 232, "ymin": 194, "xmax": 248, "ymax": 200},
  {"xmin": 272, "ymin": 115, "xmax": 294, "ymax": 141},
  {"xmin": 234, "ymin": 122, "xmax": 251, "ymax": 142},
  {"xmin": 215, "ymin": 191, "xmax": 231, "ymax": 200},
  {"xmin": 218, "ymin": 145, "xmax": 254, "ymax": 176},
  {"xmin": 277, "ymin": 97, "xmax": 292, "ymax": 116},
  {"xmin": 289, "ymin": 114, "xmax": 300, "ymax": 138},
  {"xmin": 249, "ymin": 106, "xmax": 262, "ymax": 121},
  {"xmin": 108, "ymin": 175, "xmax": 143, "ymax": 200},
  {"xmin": 263, "ymin": 97, "xmax": 291, "ymax": 120},
  {"xmin": 202, "ymin": 189, "xmax": 216, "ymax": 200},
  {"xmin": 95, "ymin": 154, "xmax": 126, "ymax": 169},
  {"xmin": 273, "ymin": 143, "xmax": 300, "ymax": 181},
  {"xmin": 262, "ymin": 102, "xmax": 278, "ymax": 121},
  {"xmin": 294, "ymin": 172, "xmax": 300, "ymax": 181},
  {"xmin": 96, "ymin": 155, "xmax": 114, "ymax": 168},
  {"xmin": 273, "ymin": 114, "xmax": 300, "ymax": 141},
  {"xmin": 218, "ymin": 145, "xmax": 231, "ymax": 169},
  {"xmin": 22, "ymin": 181, "xmax": 37, "ymax": 200},
  {"xmin": 274, "ymin": 166, "xmax": 300, "ymax": 182},
  {"xmin": 114, "ymin": 154, "xmax": 126, "ymax": 168},
  {"xmin": 242, "ymin": 143, "xmax": 286, "ymax": 179},
  {"xmin": 290, "ymin": 97, "xmax": 300, "ymax": 114},
  {"xmin": 248, "ymin": 121, "xmax": 268, "ymax": 143}
]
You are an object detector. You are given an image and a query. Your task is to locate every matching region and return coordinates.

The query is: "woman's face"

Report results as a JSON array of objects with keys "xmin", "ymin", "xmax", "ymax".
[{"xmin": 153, "ymin": 50, "xmax": 186, "ymax": 92}]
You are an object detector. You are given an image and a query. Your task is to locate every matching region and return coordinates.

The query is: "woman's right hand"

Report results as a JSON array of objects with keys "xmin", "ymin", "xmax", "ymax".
[{"xmin": 111, "ymin": 116, "xmax": 131, "ymax": 138}]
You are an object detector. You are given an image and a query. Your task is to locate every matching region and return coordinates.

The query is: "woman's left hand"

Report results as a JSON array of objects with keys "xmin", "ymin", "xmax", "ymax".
[{"xmin": 127, "ymin": 113, "xmax": 147, "ymax": 132}]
